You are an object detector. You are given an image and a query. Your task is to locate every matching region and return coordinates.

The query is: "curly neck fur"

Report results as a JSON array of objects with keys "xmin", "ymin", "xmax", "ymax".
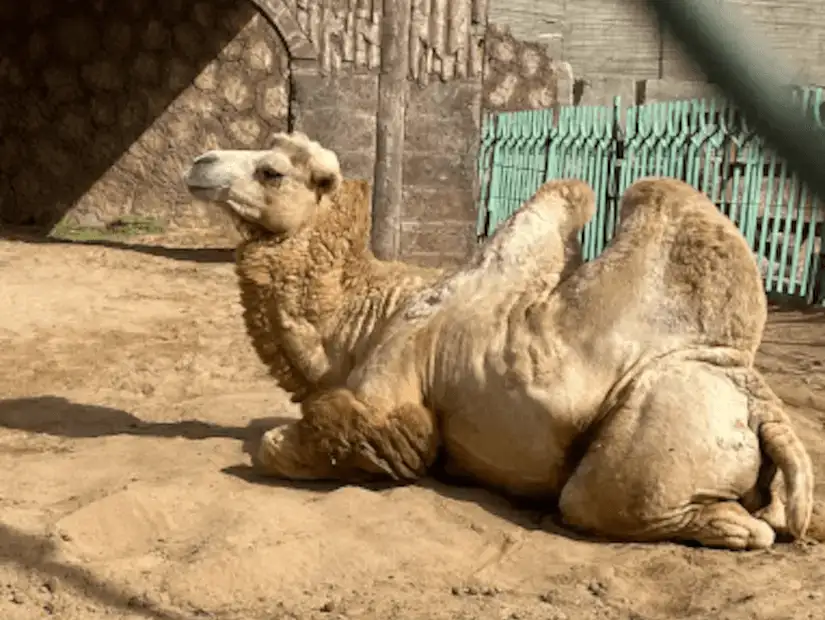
[{"xmin": 233, "ymin": 179, "xmax": 382, "ymax": 398}]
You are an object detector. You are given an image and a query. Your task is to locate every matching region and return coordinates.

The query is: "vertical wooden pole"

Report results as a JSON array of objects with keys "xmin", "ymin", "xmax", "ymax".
[{"xmin": 371, "ymin": 0, "xmax": 411, "ymax": 260}]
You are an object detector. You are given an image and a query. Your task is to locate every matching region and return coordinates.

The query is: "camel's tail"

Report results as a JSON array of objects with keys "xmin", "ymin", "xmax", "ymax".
[{"xmin": 758, "ymin": 413, "xmax": 814, "ymax": 539}]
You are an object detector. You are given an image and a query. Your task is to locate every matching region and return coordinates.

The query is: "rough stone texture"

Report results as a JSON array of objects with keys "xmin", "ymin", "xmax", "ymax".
[
  {"xmin": 661, "ymin": 1, "xmax": 824, "ymax": 85},
  {"xmin": 1, "ymin": 0, "xmax": 485, "ymax": 266},
  {"xmin": 644, "ymin": 80, "xmax": 723, "ymax": 103},
  {"xmin": 488, "ymin": 0, "xmax": 825, "ymax": 107},
  {"xmin": 407, "ymin": 0, "xmax": 487, "ymax": 84},
  {"xmin": 0, "ymin": 0, "xmax": 290, "ymax": 229},
  {"xmin": 402, "ymin": 80, "xmax": 481, "ymax": 265},
  {"xmin": 289, "ymin": 0, "xmax": 487, "ymax": 82},
  {"xmin": 575, "ymin": 76, "xmax": 637, "ymax": 108},
  {"xmin": 290, "ymin": 60, "xmax": 379, "ymax": 182},
  {"xmin": 482, "ymin": 24, "xmax": 559, "ymax": 112}
]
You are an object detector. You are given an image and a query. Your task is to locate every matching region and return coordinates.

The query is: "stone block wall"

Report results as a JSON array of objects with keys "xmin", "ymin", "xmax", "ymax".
[
  {"xmin": 282, "ymin": 0, "xmax": 488, "ymax": 266},
  {"xmin": 3, "ymin": 0, "xmax": 820, "ymax": 266},
  {"xmin": 482, "ymin": 24, "xmax": 566, "ymax": 112},
  {"xmin": 401, "ymin": 81, "xmax": 481, "ymax": 266},
  {"xmin": 0, "ymin": 0, "xmax": 290, "ymax": 229},
  {"xmin": 485, "ymin": 0, "xmax": 825, "ymax": 111},
  {"xmin": 0, "ymin": 0, "xmax": 489, "ymax": 268},
  {"xmin": 291, "ymin": 62, "xmax": 379, "ymax": 182}
]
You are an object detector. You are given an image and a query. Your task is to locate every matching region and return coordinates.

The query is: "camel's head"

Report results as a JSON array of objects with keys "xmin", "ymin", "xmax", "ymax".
[{"xmin": 183, "ymin": 132, "xmax": 343, "ymax": 237}]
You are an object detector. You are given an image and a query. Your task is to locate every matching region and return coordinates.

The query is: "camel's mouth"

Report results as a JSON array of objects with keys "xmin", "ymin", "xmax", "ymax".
[
  {"xmin": 186, "ymin": 183, "xmax": 229, "ymax": 203},
  {"xmin": 222, "ymin": 199, "xmax": 263, "ymax": 223}
]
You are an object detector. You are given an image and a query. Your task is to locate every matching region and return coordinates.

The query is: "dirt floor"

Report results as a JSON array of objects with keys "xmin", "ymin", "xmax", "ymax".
[{"xmin": 1, "ymin": 233, "xmax": 825, "ymax": 620}]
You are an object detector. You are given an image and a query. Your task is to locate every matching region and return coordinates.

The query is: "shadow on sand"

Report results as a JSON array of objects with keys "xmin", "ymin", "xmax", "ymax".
[
  {"xmin": 0, "ymin": 395, "xmax": 294, "ymax": 618},
  {"xmin": 0, "ymin": 396, "xmax": 599, "ymax": 546},
  {"xmin": 0, "ymin": 230, "xmax": 235, "ymax": 264},
  {"xmin": 0, "ymin": 521, "xmax": 198, "ymax": 620},
  {"xmin": 0, "ymin": 395, "xmax": 293, "ymax": 463}
]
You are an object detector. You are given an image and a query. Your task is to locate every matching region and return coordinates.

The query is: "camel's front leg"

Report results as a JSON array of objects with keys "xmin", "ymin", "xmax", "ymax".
[
  {"xmin": 256, "ymin": 388, "xmax": 440, "ymax": 482},
  {"xmin": 276, "ymin": 308, "xmax": 331, "ymax": 386}
]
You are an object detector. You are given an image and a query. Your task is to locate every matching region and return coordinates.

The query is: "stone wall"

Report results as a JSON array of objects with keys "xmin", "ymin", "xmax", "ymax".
[
  {"xmin": 482, "ymin": 24, "xmax": 566, "ymax": 112},
  {"xmin": 486, "ymin": 0, "xmax": 825, "ymax": 110},
  {"xmin": 399, "ymin": 0, "xmax": 488, "ymax": 265},
  {"xmin": 282, "ymin": 0, "xmax": 488, "ymax": 265},
  {"xmin": 0, "ymin": 0, "xmax": 290, "ymax": 229},
  {"xmin": 291, "ymin": 62, "xmax": 379, "ymax": 182},
  {"xmin": 401, "ymin": 81, "xmax": 481, "ymax": 267},
  {"xmin": 0, "ymin": 0, "xmax": 488, "ymax": 268}
]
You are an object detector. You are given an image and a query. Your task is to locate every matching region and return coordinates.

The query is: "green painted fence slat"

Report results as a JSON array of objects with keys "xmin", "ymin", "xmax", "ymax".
[{"xmin": 476, "ymin": 88, "xmax": 825, "ymax": 304}]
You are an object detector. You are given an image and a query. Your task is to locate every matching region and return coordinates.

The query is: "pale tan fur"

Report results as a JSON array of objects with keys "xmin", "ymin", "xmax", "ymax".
[
  {"xmin": 257, "ymin": 177, "xmax": 814, "ymax": 551},
  {"xmin": 183, "ymin": 132, "xmax": 441, "ymax": 402}
]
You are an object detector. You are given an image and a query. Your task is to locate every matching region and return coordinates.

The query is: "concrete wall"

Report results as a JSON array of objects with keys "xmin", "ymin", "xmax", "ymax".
[{"xmin": 401, "ymin": 81, "xmax": 480, "ymax": 267}]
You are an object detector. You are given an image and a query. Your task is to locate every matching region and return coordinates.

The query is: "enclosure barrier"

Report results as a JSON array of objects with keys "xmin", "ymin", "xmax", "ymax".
[{"xmin": 476, "ymin": 90, "xmax": 825, "ymax": 305}]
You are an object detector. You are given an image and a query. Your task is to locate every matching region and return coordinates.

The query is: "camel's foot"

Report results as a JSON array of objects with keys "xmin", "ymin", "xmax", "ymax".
[
  {"xmin": 255, "ymin": 422, "xmax": 337, "ymax": 480},
  {"xmin": 681, "ymin": 501, "xmax": 776, "ymax": 550}
]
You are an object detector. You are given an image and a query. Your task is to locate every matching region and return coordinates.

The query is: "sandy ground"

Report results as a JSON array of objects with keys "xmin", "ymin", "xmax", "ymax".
[{"xmin": 1, "ymin": 234, "xmax": 825, "ymax": 620}]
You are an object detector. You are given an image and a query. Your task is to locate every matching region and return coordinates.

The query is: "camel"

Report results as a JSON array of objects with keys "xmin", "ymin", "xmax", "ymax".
[
  {"xmin": 183, "ymin": 132, "xmax": 443, "ymax": 402},
  {"xmin": 255, "ymin": 177, "xmax": 814, "ymax": 550}
]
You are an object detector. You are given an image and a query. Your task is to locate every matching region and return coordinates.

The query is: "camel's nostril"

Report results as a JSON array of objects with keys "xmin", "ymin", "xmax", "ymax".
[{"xmin": 193, "ymin": 152, "xmax": 219, "ymax": 166}]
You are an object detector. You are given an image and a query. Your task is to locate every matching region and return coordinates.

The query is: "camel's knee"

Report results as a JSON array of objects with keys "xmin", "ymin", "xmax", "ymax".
[
  {"xmin": 300, "ymin": 388, "xmax": 439, "ymax": 482},
  {"xmin": 558, "ymin": 477, "xmax": 601, "ymax": 533}
]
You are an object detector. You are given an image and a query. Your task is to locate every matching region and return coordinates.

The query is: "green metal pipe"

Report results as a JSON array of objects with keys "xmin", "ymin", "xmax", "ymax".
[{"xmin": 643, "ymin": 0, "xmax": 825, "ymax": 200}]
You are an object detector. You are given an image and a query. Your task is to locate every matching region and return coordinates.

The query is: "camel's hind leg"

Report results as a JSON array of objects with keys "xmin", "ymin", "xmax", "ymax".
[
  {"xmin": 673, "ymin": 501, "xmax": 775, "ymax": 549},
  {"xmin": 559, "ymin": 456, "xmax": 776, "ymax": 550},
  {"xmin": 558, "ymin": 361, "xmax": 778, "ymax": 550},
  {"xmin": 256, "ymin": 388, "xmax": 439, "ymax": 482},
  {"xmin": 559, "ymin": 451, "xmax": 776, "ymax": 550}
]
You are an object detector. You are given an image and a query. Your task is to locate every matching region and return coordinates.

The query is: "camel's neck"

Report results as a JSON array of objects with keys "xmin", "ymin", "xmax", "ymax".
[
  {"xmin": 238, "ymin": 178, "xmax": 375, "ymax": 295},
  {"xmin": 232, "ymin": 179, "xmax": 415, "ymax": 396}
]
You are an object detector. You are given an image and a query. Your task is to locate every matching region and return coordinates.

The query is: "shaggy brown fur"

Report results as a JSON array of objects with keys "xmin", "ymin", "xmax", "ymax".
[
  {"xmin": 184, "ymin": 133, "xmax": 441, "ymax": 402},
  {"xmin": 257, "ymin": 177, "xmax": 814, "ymax": 551}
]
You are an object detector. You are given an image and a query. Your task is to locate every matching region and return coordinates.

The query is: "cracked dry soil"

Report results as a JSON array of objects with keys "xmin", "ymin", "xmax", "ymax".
[{"xmin": 1, "ymin": 235, "xmax": 824, "ymax": 620}]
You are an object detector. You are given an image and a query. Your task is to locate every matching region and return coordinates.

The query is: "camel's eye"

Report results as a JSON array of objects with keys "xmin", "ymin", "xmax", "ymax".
[{"xmin": 258, "ymin": 166, "xmax": 284, "ymax": 183}]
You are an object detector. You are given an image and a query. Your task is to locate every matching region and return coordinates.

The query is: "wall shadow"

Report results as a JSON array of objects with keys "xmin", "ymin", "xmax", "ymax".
[
  {"xmin": 0, "ymin": 522, "xmax": 193, "ymax": 619},
  {"xmin": 0, "ymin": 228, "xmax": 236, "ymax": 263},
  {"xmin": 0, "ymin": 0, "xmax": 290, "ymax": 230}
]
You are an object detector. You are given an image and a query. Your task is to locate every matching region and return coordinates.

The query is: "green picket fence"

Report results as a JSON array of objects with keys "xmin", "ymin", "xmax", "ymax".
[{"xmin": 476, "ymin": 89, "xmax": 825, "ymax": 304}]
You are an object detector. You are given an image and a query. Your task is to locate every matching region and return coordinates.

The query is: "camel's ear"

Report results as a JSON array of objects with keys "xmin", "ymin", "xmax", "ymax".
[
  {"xmin": 307, "ymin": 146, "xmax": 342, "ymax": 197},
  {"xmin": 270, "ymin": 131, "xmax": 342, "ymax": 197}
]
